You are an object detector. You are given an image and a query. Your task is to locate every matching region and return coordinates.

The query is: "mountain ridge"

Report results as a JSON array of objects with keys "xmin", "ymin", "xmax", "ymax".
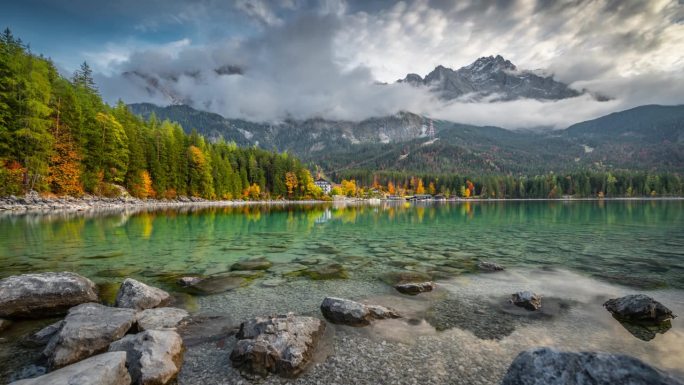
[
  {"xmin": 398, "ymin": 55, "xmax": 589, "ymax": 101},
  {"xmin": 128, "ymin": 103, "xmax": 684, "ymax": 175}
]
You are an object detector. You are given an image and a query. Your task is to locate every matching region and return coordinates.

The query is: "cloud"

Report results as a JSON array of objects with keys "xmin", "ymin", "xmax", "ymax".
[{"xmin": 93, "ymin": 0, "xmax": 684, "ymax": 129}]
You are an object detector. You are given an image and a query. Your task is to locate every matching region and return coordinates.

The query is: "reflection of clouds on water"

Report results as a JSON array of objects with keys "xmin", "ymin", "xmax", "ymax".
[{"xmin": 362, "ymin": 269, "xmax": 684, "ymax": 378}]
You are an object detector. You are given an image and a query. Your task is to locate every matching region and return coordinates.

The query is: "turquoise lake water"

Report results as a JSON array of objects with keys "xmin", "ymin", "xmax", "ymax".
[
  {"xmin": 1, "ymin": 200, "xmax": 683, "ymax": 384},
  {"xmin": 1, "ymin": 200, "xmax": 683, "ymax": 290}
]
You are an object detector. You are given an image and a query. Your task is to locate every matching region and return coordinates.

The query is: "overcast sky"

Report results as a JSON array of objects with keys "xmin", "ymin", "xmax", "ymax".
[{"xmin": 4, "ymin": 0, "xmax": 684, "ymax": 128}]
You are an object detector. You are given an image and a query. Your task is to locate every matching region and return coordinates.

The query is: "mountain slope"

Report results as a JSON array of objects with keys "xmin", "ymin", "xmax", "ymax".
[
  {"xmin": 399, "ymin": 55, "xmax": 585, "ymax": 101},
  {"xmin": 559, "ymin": 105, "xmax": 684, "ymax": 171},
  {"xmin": 128, "ymin": 103, "xmax": 684, "ymax": 174}
]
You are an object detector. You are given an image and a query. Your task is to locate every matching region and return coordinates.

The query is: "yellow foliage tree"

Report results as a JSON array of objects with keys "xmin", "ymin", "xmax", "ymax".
[
  {"xmin": 243, "ymin": 183, "xmax": 261, "ymax": 200},
  {"xmin": 415, "ymin": 178, "xmax": 425, "ymax": 194},
  {"xmin": 48, "ymin": 127, "xmax": 84, "ymax": 196},
  {"xmin": 341, "ymin": 179, "xmax": 357, "ymax": 197},
  {"xmin": 387, "ymin": 181, "xmax": 396, "ymax": 195},
  {"xmin": 285, "ymin": 171, "xmax": 298, "ymax": 197}
]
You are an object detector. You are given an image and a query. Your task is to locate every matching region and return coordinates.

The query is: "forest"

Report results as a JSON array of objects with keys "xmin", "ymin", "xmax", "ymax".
[
  {"xmin": 0, "ymin": 30, "xmax": 322, "ymax": 200},
  {"xmin": 334, "ymin": 170, "xmax": 684, "ymax": 199}
]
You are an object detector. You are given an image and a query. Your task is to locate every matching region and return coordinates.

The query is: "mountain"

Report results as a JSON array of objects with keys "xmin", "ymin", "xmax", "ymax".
[
  {"xmin": 399, "ymin": 55, "xmax": 586, "ymax": 101},
  {"xmin": 560, "ymin": 105, "xmax": 684, "ymax": 171},
  {"xmin": 128, "ymin": 103, "xmax": 427, "ymax": 153},
  {"xmin": 128, "ymin": 103, "xmax": 684, "ymax": 175}
]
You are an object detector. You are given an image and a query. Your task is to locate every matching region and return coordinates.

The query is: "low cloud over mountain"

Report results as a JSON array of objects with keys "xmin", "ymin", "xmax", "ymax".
[{"xmin": 60, "ymin": 0, "xmax": 684, "ymax": 129}]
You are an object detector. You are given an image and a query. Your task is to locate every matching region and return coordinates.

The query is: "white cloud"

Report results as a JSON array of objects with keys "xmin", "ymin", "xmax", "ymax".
[{"xmin": 95, "ymin": 0, "xmax": 684, "ymax": 129}]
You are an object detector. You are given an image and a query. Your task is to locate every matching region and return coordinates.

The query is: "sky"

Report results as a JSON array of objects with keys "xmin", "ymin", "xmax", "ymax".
[{"xmin": 3, "ymin": 0, "xmax": 684, "ymax": 129}]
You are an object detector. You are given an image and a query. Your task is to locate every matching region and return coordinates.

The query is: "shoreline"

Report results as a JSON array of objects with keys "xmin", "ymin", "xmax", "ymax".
[
  {"xmin": 0, "ymin": 194, "xmax": 682, "ymax": 216},
  {"xmin": 0, "ymin": 194, "xmax": 328, "ymax": 215}
]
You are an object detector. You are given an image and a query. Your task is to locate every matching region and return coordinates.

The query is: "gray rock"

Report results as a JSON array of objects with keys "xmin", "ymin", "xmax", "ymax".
[
  {"xmin": 230, "ymin": 257, "xmax": 272, "ymax": 271},
  {"xmin": 185, "ymin": 274, "xmax": 246, "ymax": 295},
  {"xmin": 230, "ymin": 313, "xmax": 325, "ymax": 377},
  {"xmin": 320, "ymin": 297, "xmax": 400, "ymax": 326},
  {"xmin": 603, "ymin": 294, "xmax": 676, "ymax": 324},
  {"xmin": 394, "ymin": 281, "xmax": 435, "ymax": 295},
  {"xmin": 177, "ymin": 277, "xmax": 202, "ymax": 287},
  {"xmin": 10, "ymin": 351, "xmax": 131, "ymax": 385},
  {"xmin": 109, "ymin": 330, "xmax": 183, "ymax": 385},
  {"xmin": 501, "ymin": 347, "xmax": 684, "ymax": 385},
  {"xmin": 477, "ymin": 261, "xmax": 505, "ymax": 272},
  {"xmin": 0, "ymin": 272, "xmax": 98, "ymax": 319},
  {"xmin": 136, "ymin": 307, "xmax": 189, "ymax": 331},
  {"xmin": 24, "ymin": 320, "xmax": 64, "ymax": 346},
  {"xmin": 44, "ymin": 303, "xmax": 136, "ymax": 369},
  {"xmin": 114, "ymin": 278, "xmax": 171, "ymax": 310},
  {"xmin": 511, "ymin": 291, "xmax": 542, "ymax": 311}
]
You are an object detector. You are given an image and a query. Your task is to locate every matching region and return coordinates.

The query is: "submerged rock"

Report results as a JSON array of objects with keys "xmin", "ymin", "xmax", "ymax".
[
  {"xmin": 320, "ymin": 297, "xmax": 400, "ymax": 326},
  {"xmin": 426, "ymin": 296, "xmax": 517, "ymax": 340},
  {"xmin": 511, "ymin": 291, "xmax": 542, "ymax": 311},
  {"xmin": 394, "ymin": 282, "xmax": 435, "ymax": 295},
  {"xmin": 616, "ymin": 319, "xmax": 673, "ymax": 342},
  {"xmin": 109, "ymin": 329, "xmax": 183, "ymax": 385},
  {"xmin": 381, "ymin": 271, "xmax": 432, "ymax": 285},
  {"xmin": 9, "ymin": 351, "xmax": 131, "ymax": 385},
  {"xmin": 184, "ymin": 274, "xmax": 246, "ymax": 295},
  {"xmin": 230, "ymin": 257, "xmax": 272, "ymax": 271},
  {"xmin": 23, "ymin": 320, "xmax": 64, "ymax": 347},
  {"xmin": 603, "ymin": 294, "xmax": 676, "ymax": 324},
  {"xmin": 136, "ymin": 307, "xmax": 189, "ymax": 331},
  {"xmin": 477, "ymin": 261, "xmax": 505, "ymax": 272},
  {"xmin": 603, "ymin": 294, "xmax": 676, "ymax": 341},
  {"xmin": 302, "ymin": 263, "xmax": 349, "ymax": 280},
  {"xmin": 230, "ymin": 313, "xmax": 325, "ymax": 377},
  {"xmin": 501, "ymin": 347, "xmax": 684, "ymax": 385},
  {"xmin": 115, "ymin": 278, "xmax": 171, "ymax": 310},
  {"xmin": 44, "ymin": 303, "xmax": 136, "ymax": 369},
  {"xmin": 0, "ymin": 272, "xmax": 98, "ymax": 319},
  {"xmin": 177, "ymin": 277, "xmax": 202, "ymax": 287}
]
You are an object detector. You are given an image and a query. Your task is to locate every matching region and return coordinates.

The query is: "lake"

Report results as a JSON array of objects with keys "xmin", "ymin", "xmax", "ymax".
[{"xmin": 1, "ymin": 200, "xmax": 683, "ymax": 384}]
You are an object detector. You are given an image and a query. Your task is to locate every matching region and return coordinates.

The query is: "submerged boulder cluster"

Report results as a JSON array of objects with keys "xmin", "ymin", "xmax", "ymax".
[
  {"xmin": 0, "ymin": 265, "xmax": 681, "ymax": 385},
  {"xmin": 0, "ymin": 272, "xmax": 188, "ymax": 385}
]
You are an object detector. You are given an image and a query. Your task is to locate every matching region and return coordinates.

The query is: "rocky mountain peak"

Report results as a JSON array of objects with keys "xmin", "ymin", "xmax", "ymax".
[
  {"xmin": 399, "ymin": 55, "xmax": 583, "ymax": 101},
  {"xmin": 464, "ymin": 55, "xmax": 517, "ymax": 73}
]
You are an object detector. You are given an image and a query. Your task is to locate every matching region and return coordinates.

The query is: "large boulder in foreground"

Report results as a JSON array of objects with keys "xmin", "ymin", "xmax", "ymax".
[
  {"xmin": 0, "ymin": 272, "xmax": 98, "ymax": 319},
  {"xmin": 136, "ymin": 307, "xmax": 189, "ymax": 331},
  {"xmin": 230, "ymin": 313, "xmax": 325, "ymax": 377},
  {"xmin": 109, "ymin": 330, "xmax": 183, "ymax": 385},
  {"xmin": 44, "ymin": 303, "xmax": 136, "ymax": 369},
  {"xmin": 115, "ymin": 278, "xmax": 171, "ymax": 310},
  {"xmin": 501, "ymin": 347, "xmax": 683, "ymax": 385},
  {"xmin": 10, "ymin": 351, "xmax": 131, "ymax": 385},
  {"xmin": 320, "ymin": 297, "xmax": 400, "ymax": 326},
  {"xmin": 603, "ymin": 294, "xmax": 676, "ymax": 324}
]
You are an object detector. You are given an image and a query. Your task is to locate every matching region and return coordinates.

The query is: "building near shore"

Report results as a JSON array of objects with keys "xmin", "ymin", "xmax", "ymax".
[{"xmin": 314, "ymin": 178, "xmax": 332, "ymax": 194}]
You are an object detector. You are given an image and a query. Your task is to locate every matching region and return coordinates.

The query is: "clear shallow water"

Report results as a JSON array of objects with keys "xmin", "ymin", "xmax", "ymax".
[
  {"xmin": 1, "ymin": 201, "xmax": 683, "ymax": 384},
  {"xmin": 1, "ymin": 200, "xmax": 683, "ymax": 290}
]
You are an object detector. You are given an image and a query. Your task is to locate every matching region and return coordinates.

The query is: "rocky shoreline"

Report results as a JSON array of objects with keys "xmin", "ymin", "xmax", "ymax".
[
  {"xmin": 1, "ymin": 270, "xmax": 682, "ymax": 385},
  {"xmin": 0, "ymin": 192, "xmax": 326, "ymax": 214},
  {"xmin": 2, "ymin": 192, "xmax": 682, "ymax": 215}
]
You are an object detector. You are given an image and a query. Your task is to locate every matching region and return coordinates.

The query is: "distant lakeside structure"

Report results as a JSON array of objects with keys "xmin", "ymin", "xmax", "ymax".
[{"xmin": 314, "ymin": 178, "xmax": 332, "ymax": 195}]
